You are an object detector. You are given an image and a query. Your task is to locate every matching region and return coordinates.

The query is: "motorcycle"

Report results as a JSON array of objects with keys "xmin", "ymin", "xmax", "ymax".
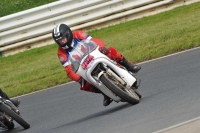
[
  {"xmin": 0, "ymin": 96, "xmax": 30, "ymax": 130},
  {"xmin": 69, "ymin": 40, "xmax": 142, "ymax": 105}
]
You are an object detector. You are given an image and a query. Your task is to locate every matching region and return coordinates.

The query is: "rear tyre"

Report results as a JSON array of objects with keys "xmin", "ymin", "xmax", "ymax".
[
  {"xmin": 0, "ymin": 104, "xmax": 30, "ymax": 129},
  {"xmin": 100, "ymin": 73, "xmax": 140, "ymax": 105}
]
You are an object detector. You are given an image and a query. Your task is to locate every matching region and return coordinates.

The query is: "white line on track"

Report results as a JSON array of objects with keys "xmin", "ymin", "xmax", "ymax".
[
  {"xmin": 139, "ymin": 46, "xmax": 200, "ymax": 65},
  {"xmin": 13, "ymin": 81, "xmax": 75, "ymax": 99},
  {"xmin": 153, "ymin": 117, "xmax": 200, "ymax": 133}
]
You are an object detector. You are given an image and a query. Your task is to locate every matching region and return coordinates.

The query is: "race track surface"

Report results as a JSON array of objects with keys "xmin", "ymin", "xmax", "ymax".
[{"xmin": 2, "ymin": 47, "xmax": 200, "ymax": 133}]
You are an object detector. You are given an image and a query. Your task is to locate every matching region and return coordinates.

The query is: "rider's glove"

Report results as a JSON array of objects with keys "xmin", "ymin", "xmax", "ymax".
[
  {"xmin": 99, "ymin": 47, "xmax": 109, "ymax": 55},
  {"xmin": 77, "ymin": 77, "xmax": 86, "ymax": 87}
]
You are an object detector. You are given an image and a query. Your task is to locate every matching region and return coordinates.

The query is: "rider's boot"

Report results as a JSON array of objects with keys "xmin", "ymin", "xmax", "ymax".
[
  {"xmin": 102, "ymin": 93, "xmax": 112, "ymax": 106},
  {"xmin": 118, "ymin": 57, "xmax": 141, "ymax": 73},
  {"xmin": 0, "ymin": 89, "xmax": 21, "ymax": 107},
  {"xmin": 95, "ymin": 89, "xmax": 112, "ymax": 106}
]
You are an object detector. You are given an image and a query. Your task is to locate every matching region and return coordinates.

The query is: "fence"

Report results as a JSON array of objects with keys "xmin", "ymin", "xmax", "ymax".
[{"xmin": 0, "ymin": 0, "xmax": 199, "ymax": 56}]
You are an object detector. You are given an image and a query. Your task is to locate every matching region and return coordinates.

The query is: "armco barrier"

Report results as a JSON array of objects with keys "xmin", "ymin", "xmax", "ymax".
[
  {"xmin": 0, "ymin": 0, "xmax": 159, "ymax": 47},
  {"xmin": 0, "ymin": 0, "xmax": 199, "ymax": 57}
]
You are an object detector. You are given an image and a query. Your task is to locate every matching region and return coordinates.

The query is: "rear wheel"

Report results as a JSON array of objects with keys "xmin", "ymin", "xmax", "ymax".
[
  {"xmin": 0, "ymin": 104, "xmax": 30, "ymax": 129},
  {"xmin": 100, "ymin": 73, "xmax": 140, "ymax": 105},
  {"xmin": 0, "ymin": 119, "xmax": 14, "ymax": 130},
  {"xmin": 4, "ymin": 121, "xmax": 14, "ymax": 130}
]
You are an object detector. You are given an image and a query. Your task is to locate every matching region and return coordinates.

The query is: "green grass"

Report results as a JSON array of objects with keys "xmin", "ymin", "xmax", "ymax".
[
  {"xmin": 0, "ymin": 2, "xmax": 200, "ymax": 98},
  {"xmin": 90, "ymin": 3, "xmax": 200, "ymax": 62},
  {"xmin": 0, "ymin": 0, "xmax": 55, "ymax": 17}
]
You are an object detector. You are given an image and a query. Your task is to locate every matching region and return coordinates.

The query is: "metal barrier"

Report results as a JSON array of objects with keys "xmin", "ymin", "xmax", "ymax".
[{"xmin": 0, "ymin": 0, "xmax": 199, "ymax": 56}]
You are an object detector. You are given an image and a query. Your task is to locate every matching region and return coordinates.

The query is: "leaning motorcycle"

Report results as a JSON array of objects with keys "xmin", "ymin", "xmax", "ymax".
[
  {"xmin": 69, "ymin": 40, "xmax": 142, "ymax": 105},
  {"xmin": 0, "ymin": 96, "xmax": 30, "ymax": 130}
]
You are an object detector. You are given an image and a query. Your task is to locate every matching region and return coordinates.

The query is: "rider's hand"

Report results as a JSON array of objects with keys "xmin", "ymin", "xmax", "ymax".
[{"xmin": 99, "ymin": 47, "xmax": 109, "ymax": 55}]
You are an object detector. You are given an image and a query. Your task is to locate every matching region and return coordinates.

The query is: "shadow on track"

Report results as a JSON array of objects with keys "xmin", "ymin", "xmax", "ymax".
[{"xmin": 50, "ymin": 103, "xmax": 132, "ymax": 130}]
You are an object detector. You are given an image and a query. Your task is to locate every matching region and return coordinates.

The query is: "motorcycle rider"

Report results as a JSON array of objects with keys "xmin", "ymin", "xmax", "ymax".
[
  {"xmin": 52, "ymin": 23, "xmax": 141, "ymax": 106},
  {"xmin": 0, "ymin": 88, "xmax": 21, "ymax": 107}
]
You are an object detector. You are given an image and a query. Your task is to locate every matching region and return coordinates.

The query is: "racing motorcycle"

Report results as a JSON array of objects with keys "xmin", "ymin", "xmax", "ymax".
[
  {"xmin": 0, "ymin": 96, "xmax": 30, "ymax": 130},
  {"xmin": 69, "ymin": 40, "xmax": 142, "ymax": 105}
]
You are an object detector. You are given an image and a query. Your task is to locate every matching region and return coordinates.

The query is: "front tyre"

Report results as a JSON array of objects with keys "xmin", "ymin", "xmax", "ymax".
[
  {"xmin": 100, "ymin": 73, "xmax": 140, "ymax": 105},
  {"xmin": 0, "ymin": 104, "xmax": 30, "ymax": 129}
]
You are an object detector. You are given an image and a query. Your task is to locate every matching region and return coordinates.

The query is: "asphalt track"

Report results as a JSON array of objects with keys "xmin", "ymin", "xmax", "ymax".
[{"xmin": 2, "ymin": 47, "xmax": 200, "ymax": 133}]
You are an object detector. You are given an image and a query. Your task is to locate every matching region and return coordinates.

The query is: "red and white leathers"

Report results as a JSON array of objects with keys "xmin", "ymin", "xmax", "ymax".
[{"xmin": 57, "ymin": 30, "xmax": 123, "ymax": 93}]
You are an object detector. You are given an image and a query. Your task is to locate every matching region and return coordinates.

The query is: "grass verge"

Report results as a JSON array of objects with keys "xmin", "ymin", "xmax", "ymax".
[{"xmin": 0, "ymin": 0, "xmax": 55, "ymax": 17}]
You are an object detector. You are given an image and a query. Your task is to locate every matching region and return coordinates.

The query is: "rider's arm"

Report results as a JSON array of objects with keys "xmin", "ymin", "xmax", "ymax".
[
  {"xmin": 57, "ymin": 47, "xmax": 81, "ymax": 82},
  {"xmin": 65, "ymin": 65, "xmax": 80, "ymax": 81}
]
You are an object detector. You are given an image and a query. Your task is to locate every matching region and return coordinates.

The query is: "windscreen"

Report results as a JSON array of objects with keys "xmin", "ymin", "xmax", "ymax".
[{"xmin": 68, "ymin": 40, "xmax": 98, "ymax": 72}]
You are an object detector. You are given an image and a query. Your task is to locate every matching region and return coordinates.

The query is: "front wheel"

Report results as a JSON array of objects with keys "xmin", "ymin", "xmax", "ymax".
[
  {"xmin": 0, "ymin": 104, "xmax": 30, "ymax": 129},
  {"xmin": 100, "ymin": 73, "xmax": 140, "ymax": 105}
]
